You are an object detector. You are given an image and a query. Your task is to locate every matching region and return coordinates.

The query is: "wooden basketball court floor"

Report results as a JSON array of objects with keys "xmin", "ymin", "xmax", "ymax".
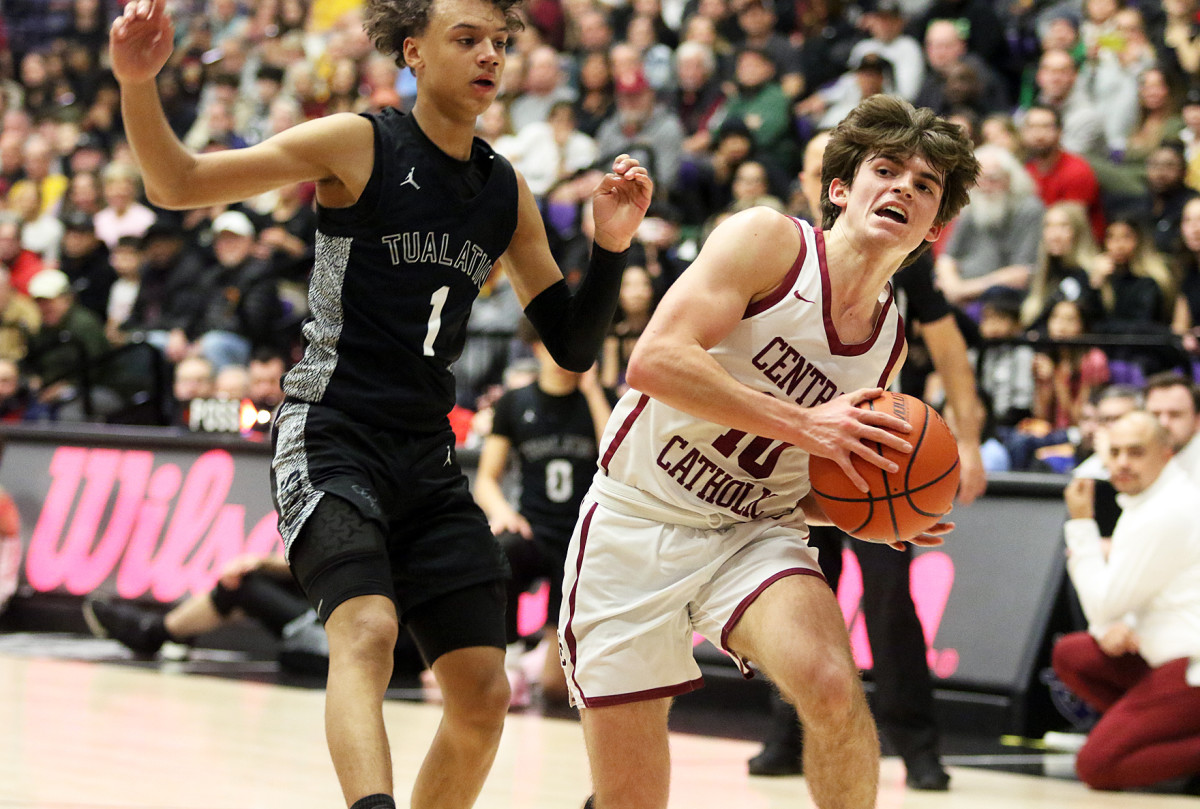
[{"xmin": 2, "ymin": 643, "xmax": 1196, "ymax": 809}]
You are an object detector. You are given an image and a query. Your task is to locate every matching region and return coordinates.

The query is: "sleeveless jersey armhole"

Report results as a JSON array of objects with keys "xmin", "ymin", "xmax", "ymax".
[{"xmin": 317, "ymin": 111, "xmax": 387, "ymax": 228}]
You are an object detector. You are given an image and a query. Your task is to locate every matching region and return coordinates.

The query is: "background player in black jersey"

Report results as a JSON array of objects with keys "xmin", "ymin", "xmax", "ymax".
[
  {"xmin": 746, "ymin": 129, "xmax": 988, "ymax": 790},
  {"xmin": 109, "ymin": 2, "xmax": 652, "ymax": 809},
  {"xmin": 473, "ymin": 318, "xmax": 612, "ymax": 705}
]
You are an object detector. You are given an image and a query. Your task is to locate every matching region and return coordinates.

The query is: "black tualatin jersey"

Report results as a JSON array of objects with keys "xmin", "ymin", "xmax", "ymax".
[
  {"xmin": 283, "ymin": 109, "xmax": 519, "ymax": 432},
  {"xmin": 491, "ymin": 383, "xmax": 599, "ymax": 539}
]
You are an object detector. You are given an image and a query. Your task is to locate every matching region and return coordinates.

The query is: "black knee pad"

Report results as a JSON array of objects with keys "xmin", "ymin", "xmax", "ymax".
[{"xmin": 290, "ymin": 494, "xmax": 395, "ymax": 623}]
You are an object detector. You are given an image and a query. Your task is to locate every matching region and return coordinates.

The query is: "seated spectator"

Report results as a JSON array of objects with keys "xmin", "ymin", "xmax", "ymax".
[
  {"xmin": 721, "ymin": 46, "xmax": 798, "ymax": 172},
  {"xmin": 8, "ymin": 133, "xmax": 68, "ymax": 217},
  {"xmin": 505, "ymin": 100, "xmax": 598, "ymax": 198},
  {"xmin": 571, "ymin": 50, "xmax": 615, "ymax": 140},
  {"xmin": 169, "ymin": 355, "xmax": 215, "ymax": 427},
  {"xmin": 508, "ymin": 45, "xmax": 577, "ymax": 132},
  {"xmin": 10, "ymin": 182, "xmax": 63, "ymax": 265},
  {"xmin": 22, "ymin": 268, "xmax": 113, "ymax": 420},
  {"xmin": 247, "ymin": 347, "xmax": 287, "ymax": 432},
  {"xmin": 731, "ymin": 0, "xmax": 804, "ymax": 100},
  {"xmin": 93, "ymin": 162, "xmax": 157, "ymax": 250},
  {"xmin": 1126, "ymin": 141, "xmax": 1200, "ymax": 258},
  {"xmin": 1176, "ymin": 196, "xmax": 1200, "ymax": 356},
  {"xmin": 601, "ymin": 261, "xmax": 657, "ymax": 396},
  {"xmin": 0, "ymin": 357, "xmax": 41, "ymax": 422},
  {"xmin": 58, "ymin": 211, "xmax": 114, "ymax": 320},
  {"xmin": 115, "ymin": 218, "xmax": 206, "ymax": 352},
  {"xmin": 0, "ymin": 265, "xmax": 40, "ymax": 363},
  {"xmin": 1022, "ymin": 201, "xmax": 1103, "ymax": 333},
  {"xmin": 1090, "ymin": 216, "xmax": 1181, "ymax": 339},
  {"xmin": 670, "ymin": 41, "xmax": 726, "ymax": 156},
  {"xmin": 796, "ymin": 51, "xmax": 897, "ymax": 136},
  {"xmin": 594, "ymin": 68, "xmax": 685, "ymax": 189},
  {"xmin": 1144, "ymin": 371, "xmax": 1200, "ymax": 479},
  {"xmin": 1054, "ymin": 411, "xmax": 1200, "ymax": 792},
  {"xmin": 214, "ymin": 363, "xmax": 250, "ymax": 401},
  {"xmin": 0, "ymin": 214, "xmax": 45, "ymax": 295},
  {"xmin": 1024, "ymin": 48, "xmax": 1106, "ymax": 158},
  {"xmin": 1033, "ymin": 297, "xmax": 1110, "ymax": 432},
  {"xmin": 975, "ymin": 287, "xmax": 1037, "ymax": 433},
  {"xmin": 169, "ymin": 211, "xmax": 282, "ymax": 371},
  {"xmin": 105, "ymin": 236, "xmax": 142, "ymax": 345},
  {"xmin": 913, "ymin": 19, "xmax": 1010, "ymax": 118},
  {"xmin": 1021, "ymin": 104, "xmax": 1106, "ymax": 245},
  {"xmin": 935, "ymin": 144, "xmax": 1044, "ymax": 312},
  {"xmin": 672, "ymin": 119, "xmax": 762, "ymax": 230}
]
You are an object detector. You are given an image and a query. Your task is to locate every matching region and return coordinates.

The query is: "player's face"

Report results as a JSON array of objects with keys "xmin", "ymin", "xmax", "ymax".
[
  {"xmin": 410, "ymin": 0, "xmax": 510, "ymax": 116},
  {"xmin": 828, "ymin": 153, "xmax": 944, "ymax": 252}
]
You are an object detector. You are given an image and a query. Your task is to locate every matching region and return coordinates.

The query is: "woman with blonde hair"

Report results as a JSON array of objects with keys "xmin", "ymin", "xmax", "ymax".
[{"xmin": 1022, "ymin": 201, "xmax": 1102, "ymax": 332}]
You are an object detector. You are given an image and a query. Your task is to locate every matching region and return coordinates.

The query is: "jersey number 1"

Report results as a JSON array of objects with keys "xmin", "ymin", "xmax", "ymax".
[{"xmin": 423, "ymin": 286, "xmax": 449, "ymax": 356}]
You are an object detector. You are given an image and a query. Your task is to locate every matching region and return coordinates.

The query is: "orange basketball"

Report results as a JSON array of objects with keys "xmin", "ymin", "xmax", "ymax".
[{"xmin": 808, "ymin": 392, "xmax": 959, "ymax": 543}]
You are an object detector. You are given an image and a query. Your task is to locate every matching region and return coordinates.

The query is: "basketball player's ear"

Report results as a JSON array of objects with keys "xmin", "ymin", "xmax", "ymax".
[
  {"xmin": 827, "ymin": 177, "xmax": 850, "ymax": 210},
  {"xmin": 402, "ymin": 37, "xmax": 423, "ymax": 73},
  {"xmin": 923, "ymin": 222, "xmax": 944, "ymax": 242}
]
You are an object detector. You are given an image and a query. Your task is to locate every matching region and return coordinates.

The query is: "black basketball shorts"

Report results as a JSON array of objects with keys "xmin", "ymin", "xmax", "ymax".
[{"xmin": 271, "ymin": 401, "xmax": 509, "ymax": 651}]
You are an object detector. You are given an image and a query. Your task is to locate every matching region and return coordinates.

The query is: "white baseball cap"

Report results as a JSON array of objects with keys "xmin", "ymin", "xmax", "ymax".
[
  {"xmin": 212, "ymin": 210, "xmax": 256, "ymax": 238},
  {"xmin": 28, "ymin": 269, "xmax": 72, "ymax": 300}
]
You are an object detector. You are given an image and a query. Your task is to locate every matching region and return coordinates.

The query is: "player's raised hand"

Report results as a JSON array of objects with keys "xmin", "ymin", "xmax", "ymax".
[
  {"xmin": 591, "ymin": 154, "xmax": 654, "ymax": 252},
  {"xmin": 795, "ymin": 388, "xmax": 911, "ymax": 492},
  {"xmin": 110, "ymin": 0, "xmax": 175, "ymax": 85}
]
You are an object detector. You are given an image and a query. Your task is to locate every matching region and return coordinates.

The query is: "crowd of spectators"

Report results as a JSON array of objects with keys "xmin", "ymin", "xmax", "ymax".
[{"xmin": 4, "ymin": 0, "xmax": 1200, "ymax": 467}]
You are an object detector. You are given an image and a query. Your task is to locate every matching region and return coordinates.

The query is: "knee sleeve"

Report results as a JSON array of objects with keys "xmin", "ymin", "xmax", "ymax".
[{"xmin": 290, "ymin": 494, "xmax": 395, "ymax": 623}]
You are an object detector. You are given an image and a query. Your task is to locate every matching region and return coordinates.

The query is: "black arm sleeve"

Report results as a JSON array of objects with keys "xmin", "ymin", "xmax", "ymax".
[{"xmin": 523, "ymin": 243, "xmax": 629, "ymax": 372}]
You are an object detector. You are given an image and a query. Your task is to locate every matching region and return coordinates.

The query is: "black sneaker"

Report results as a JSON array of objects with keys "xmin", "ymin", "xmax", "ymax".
[
  {"xmin": 83, "ymin": 598, "xmax": 166, "ymax": 655},
  {"xmin": 904, "ymin": 752, "xmax": 950, "ymax": 791},
  {"xmin": 747, "ymin": 741, "xmax": 803, "ymax": 776}
]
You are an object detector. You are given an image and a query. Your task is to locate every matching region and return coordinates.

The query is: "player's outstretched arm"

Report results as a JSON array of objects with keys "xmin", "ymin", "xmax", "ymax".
[
  {"xmin": 625, "ymin": 207, "xmax": 912, "ymax": 491},
  {"xmin": 112, "ymin": 0, "xmax": 373, "ymax": 210},
  {"xmin": 503, "ymin": 156, "xmax": 652, "ymax": 373}
]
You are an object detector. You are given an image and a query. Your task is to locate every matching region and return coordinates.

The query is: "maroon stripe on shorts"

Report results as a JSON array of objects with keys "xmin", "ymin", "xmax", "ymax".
[
  {"xmin": 599, "ymin": 393, "xmax": 649, "ymax": 473},
  {"xmin": 578, "ymin": 678, "xmax": 706, "ymax": 708},
  {"xmin": 563, "ymin": 502, "xmax": 597, "ymax": 702},
  {"xmin": 719, "ymin": 567, "xmax": 826, "ymax": 669}
]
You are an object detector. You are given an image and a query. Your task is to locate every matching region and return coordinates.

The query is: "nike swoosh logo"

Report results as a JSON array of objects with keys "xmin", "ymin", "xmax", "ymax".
[{"xmin": 794, "ymin": 292, "xmax": 813, "ymax": 303}]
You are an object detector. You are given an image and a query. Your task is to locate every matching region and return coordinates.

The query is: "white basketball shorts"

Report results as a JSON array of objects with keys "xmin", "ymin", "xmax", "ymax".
[{"xmin": 557, "ymin": 495, "xmax": 823, "ymax": 708}]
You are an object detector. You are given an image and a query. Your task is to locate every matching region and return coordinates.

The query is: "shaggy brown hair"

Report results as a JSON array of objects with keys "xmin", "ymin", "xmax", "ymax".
[
  {"xmin": 820, "ymin": 95, "xmax": 980, "ymax": 266},
  {"xmin": 364, "ymin": 0, "xmax": 525, "ymax": 67}
]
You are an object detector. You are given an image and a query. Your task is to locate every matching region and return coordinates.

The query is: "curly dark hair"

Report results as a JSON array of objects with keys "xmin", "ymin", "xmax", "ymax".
[
  {"xmin": 820, "ymin": 95, "xmax": 980, "ymax": 266},
  {"xmin": 364, "ymin": 0, "xmax": 526, "ymax": 67}
]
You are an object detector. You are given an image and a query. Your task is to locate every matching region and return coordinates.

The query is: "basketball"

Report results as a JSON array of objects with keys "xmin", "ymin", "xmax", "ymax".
[{"xmin": 808, "ymin": 392, "xmax": 959, "ymax": 543}]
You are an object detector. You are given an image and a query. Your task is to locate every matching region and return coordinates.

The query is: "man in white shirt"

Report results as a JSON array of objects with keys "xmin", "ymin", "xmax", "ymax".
[
  {"xmin": 1144, "ymin": 371, "xmax": 1200, "ymax": 481},
  {"xmin": 1055, "ymin": 411, "xmax": 1200, "ymax": 791}
]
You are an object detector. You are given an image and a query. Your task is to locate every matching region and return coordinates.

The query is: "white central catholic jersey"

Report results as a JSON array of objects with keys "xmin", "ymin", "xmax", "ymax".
[{"xmin": 596, "ymin": 218, "xmax": 906, "ymax": 526}]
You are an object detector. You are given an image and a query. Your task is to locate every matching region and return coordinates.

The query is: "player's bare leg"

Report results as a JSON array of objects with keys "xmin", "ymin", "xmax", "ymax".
[
  {"xmin": 324, "ymin": 594, "xmax": 400, "ymax": 805},
  {"xmin": 579, "ymin": 697, "xmax": 672, "ymax": 809},
  {"xmin": 412, "ymin": 646, "xmax": 509, "ymax": 809},
  {"xmin": 539, "ymin": 624, "xmax": 571, "ymax": 704},
  {"xmin": 729, "ymin": 574, "xmax": 879, "ymax": 809}
]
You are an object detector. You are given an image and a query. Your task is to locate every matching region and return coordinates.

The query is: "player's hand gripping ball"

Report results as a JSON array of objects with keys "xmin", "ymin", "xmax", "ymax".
[{"xmin": 808, "ymin": 392, "xmax": 959, "ymax": 543}]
